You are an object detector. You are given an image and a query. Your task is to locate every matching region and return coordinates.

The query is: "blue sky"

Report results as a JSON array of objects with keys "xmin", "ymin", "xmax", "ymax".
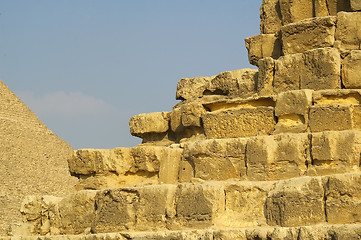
[{"xmin": 0, "ymin": 0, "xmax": 261, "ymax": 149}]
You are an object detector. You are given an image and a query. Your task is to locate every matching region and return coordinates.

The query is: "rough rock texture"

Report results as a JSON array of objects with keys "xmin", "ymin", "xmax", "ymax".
[{"xmin": 0, "ymin": 80, "xmax": 77, "ymax": 235}]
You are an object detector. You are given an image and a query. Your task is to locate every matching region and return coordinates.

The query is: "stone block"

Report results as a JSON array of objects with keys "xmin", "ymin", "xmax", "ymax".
[
  {"xmin": 246, "ymin": 134, "xmax": 310, "ymax": 181},
  {"xmin": 260, "ymin": 0, "xmax": 282, "ymax": 34},
  {"xmin": 129, "ymin": 112, "xmax": 170, "ymax": 138},
  {"xmin": 327, "ymin": 0, "xmax": 352, "ymax": 15},
  {"xmin": 221, "ymin": 182, "xmax": 272, "ymax": 227},
  {"xmin": 175, "ymin": 183, "xmax": 225, "ymax": 228},
  {"xmin": 301, "ymin": 48, "xmax": 341, "ymax": 90},
  {"xmin": 68, "ymin": 148, "xmax": 132, "ymax": 176},
  {"xmin": 159, "ymin": 146, "xmax": 183, "ymax": 184},
  {"xmin": 135, "ymin": 185, "xmax": 177, "ymax": 231},
  {"xmin": 176, "ymin": 76, "xmax": 212, "ymax": 100},
  {"xmin": 92, "ymin": 188, "xmax": 139, "ymax": 233},
  {"xmin": 180, "ymin": 102, "xmax": 205, "ymax": 128},
  {"xmin": 245, "ymin": 227, "xmax": 300, "ymax": 240},
  {"xmin": 274, "ymin": 53, "xmax": 303, "ymax": 93},
  {"xmin": 58, "ymin": 190, "xmax": 97, "ymax": 234},
  {"xmin": 351, "ymin": 0, "xmax": 361, "ymax": 10},
  {"xmin": 342, "ymin": 50, "xmax": 361, "ymax": 89},
  {"xmin": 182, "ymin": 138, "xmax": 247, "ymax": 181},
  {"xmin": 202, "ymin": 107, "xmax": 275, "ymax": 139},
  {"xmin": 299, "ymin": 224, "xmax": 361, "ymax": 240},
  {"xmin": 325, "ymin": 174, "xmax": 361, "ymax": 224},
  {"xmin": 178, "ymin": 160, "xmax": 193, "ymax": 183},
  {"xmin": 310, "ymin": 131, "xmax": 361, "ymax": 174},
  {"xmin": 279, "ymin": 0, "xmax": 313, "ymax": 25},
  {"xmin": 314, "ymin": 0, "xmax": 330, "ymax": 17},
  {"xmin": 281, "ymin": 16, "xmax": 336, "ymax": 55},
  {"xmin": 309, "ymin": 104, "xmax": 353, "ymax": 132},
  {"xmin": 335, "ymin": 12, "xmax": 361, "ymax": 52},
  {"xmin": 257, "ymin": 57, "xmax": 275, "ymax": 96},
  {"xmin": 207, "ymin": 69, "xmax": 258, "ymax": 98},
  {"xmin": 130, "ymin": 146, "xmax": 164, "ymax": 173},
  {"xmin": 245, "ymin": 34, "xmax": 281, "ymax": 66},
  {"xmin": 265, "ymin": 177, "xmax": 325, "ymax": 227}
]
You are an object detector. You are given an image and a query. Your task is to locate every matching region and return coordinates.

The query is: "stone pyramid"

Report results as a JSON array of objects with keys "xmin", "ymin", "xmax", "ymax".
[
  {"xmin": 4, "ymin": 0, "xmax": 361, "ymax": 239},
  {"xmin": 0, "ymin": 80, "xmax": 78, "ymax": 235}
]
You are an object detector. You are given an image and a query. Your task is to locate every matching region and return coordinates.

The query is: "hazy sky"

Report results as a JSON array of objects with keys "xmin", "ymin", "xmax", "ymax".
[{"xmin": 0, "ymin": 0, "xmax": 261, "ymax": 149}]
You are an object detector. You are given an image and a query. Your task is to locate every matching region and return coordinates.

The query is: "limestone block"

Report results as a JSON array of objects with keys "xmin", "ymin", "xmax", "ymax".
[
  {"xmin": 207, "ymin": 69, "xmax": 258, "ymax": 98},
  {"xmin": 221, "ymin": 182, "xmax": 272, "ymax": 227},
  {"xmin": 351, "ymin": 0, "xmax": 361, "ymax": 10},
  {"xmin": 325, "ymin": 174, "xmax": 361, "ymax": 224},
  {"xmin": 301, "ymin": 48, "xmax": 341, "ymax": 90},
  {"xmin": 311, "ymin": 131, "xmax": 361, "ymax": 174},
  {"xmin": 203, "ymin": 107, "xmax": 275, "ymax": 139},
  {"xmin": 130, "ymin": 146, "xmax": 164, "ymax": 173},
  {"xmin": 178, "ymin": 160, "xmax": 193, "ymax": 183},
  {"xmin": 68, "ymin": 148, "xmax": 132, "ymax": 175},
  {"xmin": 314, "ymin": 0, "xmax": 329, "ymax": 17},
  {"xmin": 309, "ymin": 104, "xmax": 353, "ymax": 132},
  {"xmin": 265, "ymin": 177, "xmax": 325, "ymax": 227},
  {"xmin": 170, "ymin": 107, "xmax": 182, "ymax": 133},
  {"xmin": 213, "ymin": 229, "xmax": 246, "ymax": 240},
  {"xmin": 92, "ymin": 188, "xmax": 139, "ymax": 233},
  {"xmin": 274, "ymin": 53, "xmax": 303, "ymax": 93},
  {"xmin": 245, "ymin": 34, "xmax": 281, "ymax": 66},
  {"xmin": 327, "ymin": 0, "xmax": 352, "ymax": 15},
  {"xmin": 299, "ymin": 224, "xmax": 361, "ymax": 240},
  {"xmin": 260, "ymin": 0, "xmax": 282, "ymax": 34},
  {"xmin": 246, "ymin": 134, "xmax": 310, "ymax": 181},
  {"xmin": 175, "ymin": 183, "xmax": 225, "ymax": 228},
  {"xmin": 182, "ymin": 138, "xmax": 247, "ymax": 181},
  {"xmin": 135, "ymin": 185, "xmax": 177, "ymax": 231},
  {"xmin": 281, "ymin": 16, "xmax": 336, "ymax": 55},
  {"xmin": 245, "ymin": 227, "xmax": 300, "ymax": 240},
  {"xmin": 335, "ymin": 12, "xmax": 361, "ymax": 52},
  {"xmin": 278, "ymin": 0, "xmax": 313, "ymax": 25},
  {"xmin": 180, "ymin": 102, "xmax": 205, "ymax": 128},
  {"xmin": 342, "ymin": 50, "xmax": 361, "ymax": 89},
  {"xmin": 129, "ymin": 112, "xmax": 170, "ymax": 138},
  {"xmin": 58, "ymin": 190, "xmax": 97, "ymax": 234},
  {"xmin": 176, "ymin": 76, "xmax": 212, "ymax": 100},
  {"xmin": 158, "ymin": 147, "xmax": 183, "ymax": 184},
  {"xmin": 257, "ymin": 57, "xmax": 275, "ymax": 96}
]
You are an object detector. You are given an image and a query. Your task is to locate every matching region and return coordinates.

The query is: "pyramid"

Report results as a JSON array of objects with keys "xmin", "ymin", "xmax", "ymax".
[
  {"xmin": 0, "ymin": 80, "xmax": 78, "ymax": 235},
  {"xmin": 4, "ymin": 0, "xmax": 361, "ymax": 239}
]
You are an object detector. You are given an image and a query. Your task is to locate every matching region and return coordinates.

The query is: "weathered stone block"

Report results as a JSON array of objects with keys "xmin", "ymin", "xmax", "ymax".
[
  {"xmin": 325, "ymin": 174, "xmax": 361, "ymax": 224},
  {"xmin": 182, "ymin": 138, "xmax": 247, "ymax": 181},
  {"xmin": 265, "ymin": 177, "xmax": 325, "ymax": 227},
  {"xmin": 281, "ymin": 16, "xmax": 336, "ymax": 55},
  {"xmin": 68, "ymin": 148, "xmax": 132, "ymax": 175},
  {"xmin": 279, "ymin": 0, "xmax": 313, "ymax": 25},
  {"xmin": 176, "ymin": 76, "xmax": 212, "ymax": 100},
  {"xmin": 208, "ymin": 69, "xmax": 258, "ymax": 98},
  {"xmin": 129, "ymin": 112, "xmax": 170, "ymax": 138},
  {"xmin": 175, "ymin": 183, "xmax": 225, "ymax": 228},
  {"xmin": 260, "ymin": 0, "xmax": 282, "ymax": 34},
  {"xmin": 314, "ymin": 0, "xmax": 329, "ymax": 17},
  {"xmin": 130, "ymin": 146, "xmax": 164, "ymax": 173},
  {"xmin": 92, "ymin": 188, "xmax": 139, "ymax": 233},
  {"xmin": 203, "ymin": 107, "xmax": 275, "ymax": 139},
  {"xmin": 180, "ymin": 102, "xmax": 205, "ymax": 128},
  {"xmin": 221, "ymin": 183, "xmax": 272, "ymax": 227},
  {"xmin": 58, "ymin": 190, "xmax": 97, "ymax": 234},
  {"xmin": 159, "ymin": 146, "xmax": 183, "ymax": 184},
  {"xmin": 335, "ymin": 12, "xmax": 361, "ymax": 52},
  {"xmin": 245, "ymin": 34, "xmax": 281, "ymax": 66},
  {"xmin": 309, "ymin": 104, "xmax": 353, "ymax": 132},
  {"xmin": 246, "ymin": 134, "xmax": 310, "ymax": 181},
  {"xmin": 311, "ymin": 131, "xmax": 361, "ymax": 174},
  {"xmin": 257, "ymin": 57, "xmax": 275, "ymax": 96},
  {"xmin": 342, "ymin": 50, "xmax": 361, "ymax": 89},
  {"xmin": 178, "ymin": 160, "xmax": 193, "ymax": 183},
  {"xmin": 327, "ymin": 0, "xmax": 352, "ymax": 15},
  {"xmin": 135, "ymin": 185, "xmax": 177, "ymax": 230},
  {"xmin": 274, "ymin": 53, "xmax": 303, "ymax": 93},
  {"xmin": 301, "ymin": 48, "xmax": 341, "ymax": 90},
  {"xmin": 351, "ymin": 0, "xmax": 361, "ymax": 10}
]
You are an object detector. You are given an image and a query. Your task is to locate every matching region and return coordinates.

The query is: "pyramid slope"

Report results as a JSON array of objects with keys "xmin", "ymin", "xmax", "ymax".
[{"xmin": 0, "ymin": 80, "xmax": 78, "ymax": 234}]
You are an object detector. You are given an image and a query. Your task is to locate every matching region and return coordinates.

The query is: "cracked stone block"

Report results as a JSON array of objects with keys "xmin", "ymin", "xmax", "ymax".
[
  {"xmin": 335, "ymin": 12, "xmax": 361, "ymax": 52},
  {"xmin": 279, "ymin": 0, "xmax": 313, "ymax": 25},
  {"xmin": 182, "ymin": 138, "xmax": 247, "ymax": 181},
  {"xmin": 176, "ymin": 76, "xmax": 213, "ymax": 101},
  {"xmin": 246, "ymin": 134, "xmax": 310, "ymax": 181},
  {"xmin": 257, "ymin": 57, "xmax": 275, "ymax": 96},
  {"xmin": 342, "ymin": 50, "xmax": 361, "ymax": 89},
  {"xmin": 325, "ymin": 174, "xmax": 361, "ymax": 224},
  {"xmin": 260, "ymin": 0, "xmax": 282, "ymax": 34},
  {"xmin": 281, "ymin": 16, "xmax": 336, "ymax": 55},
  {"xmin": 265, "ymin": 177, "xmax": 325, "ymax": 227},
  {"xmin": 245, "ymin": 34, "xmax": 281, "ymax": 66},
  {"xmin": 274, "ymin": 53, "xmax": 303, "ymax": 93},
  {"xmin": 202, "ymin": 107, "xmax": 275, "ymax": 139}
]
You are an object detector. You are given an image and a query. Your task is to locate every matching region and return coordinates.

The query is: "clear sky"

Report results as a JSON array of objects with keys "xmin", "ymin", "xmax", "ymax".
[{"xmin": 0, "ymin": 0, "xmax": 261, "ymax": 149}]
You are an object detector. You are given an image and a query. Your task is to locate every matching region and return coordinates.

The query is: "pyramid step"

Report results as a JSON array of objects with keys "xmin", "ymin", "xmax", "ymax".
[{"xmin": 16, "ymin": 173, "xmax": 361, "ymax": 236}]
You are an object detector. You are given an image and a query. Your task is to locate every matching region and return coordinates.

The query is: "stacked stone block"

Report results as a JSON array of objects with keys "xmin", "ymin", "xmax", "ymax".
[{"xmin": 6, "ymin": 0, "xmax": 361, "ymax": 239}]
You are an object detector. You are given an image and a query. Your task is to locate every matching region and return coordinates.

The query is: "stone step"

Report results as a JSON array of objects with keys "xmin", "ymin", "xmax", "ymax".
[
  {"xmin": 5, "ymin": 224, "xmax": 361, "ymax": 239},
  {"xmin": 17, "ymin": 173, "xmax": 361, "ymax": 236}
]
